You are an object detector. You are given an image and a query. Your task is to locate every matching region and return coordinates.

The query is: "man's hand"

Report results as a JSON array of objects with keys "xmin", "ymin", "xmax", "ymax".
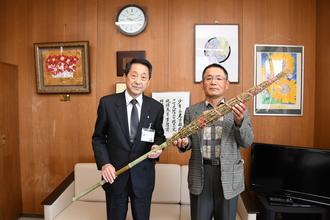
[
  {"xmin": 148, "ymin": 145, "xmax": 162, "ymax": 159},
  {"xmin": 101, "ymin": 164, "xmax": 116, "ymax": 184},
  {"xmin": 232, "ymin": 103, "xmax": 247, "ymax": 126},
  {"xmin": 173, "ymin": 138, "xmax": 189, "ymax": 148}
]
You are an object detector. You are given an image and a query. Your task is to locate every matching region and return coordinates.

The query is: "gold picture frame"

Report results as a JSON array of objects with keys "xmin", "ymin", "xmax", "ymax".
[{"xmin": 34, "ymin": 41, "xmax": 90, "ymax": 94}]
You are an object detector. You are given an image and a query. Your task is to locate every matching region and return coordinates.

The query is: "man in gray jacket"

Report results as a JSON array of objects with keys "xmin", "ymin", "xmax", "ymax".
[{"xmin": 173, "ymin": 63, "xmax": 254, "ymax": 220}]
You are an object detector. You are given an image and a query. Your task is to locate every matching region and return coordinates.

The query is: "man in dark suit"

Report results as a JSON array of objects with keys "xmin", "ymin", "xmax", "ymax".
[
  {"xmin": 92, "ymin": 58, "xmax": 166, "ymax": 220},
  {"xmin": 173, "ymin": 63, "xmax": 254, "ymax": 220}
]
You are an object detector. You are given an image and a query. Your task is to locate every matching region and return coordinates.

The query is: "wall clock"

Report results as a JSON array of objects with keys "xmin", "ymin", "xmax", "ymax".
[{"xmin": 115, "ymin": 4, "xmax": 148, "ymax": 36}]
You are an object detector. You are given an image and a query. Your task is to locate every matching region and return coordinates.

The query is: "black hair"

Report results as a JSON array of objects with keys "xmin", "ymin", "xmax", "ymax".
[
  {"xmin": 124, "ymin": 58, "xmax": 152, "ymax": 78},
  {"xmin": 202, "ymin": 63, "xmax": 228, "ymax": 79}
]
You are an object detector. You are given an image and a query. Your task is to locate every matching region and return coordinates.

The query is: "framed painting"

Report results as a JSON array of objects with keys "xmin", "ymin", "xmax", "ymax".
[
  {"xmin": 116, "ymin": 51, "xmax": 146, "ymax": 76},
  {"xmin": 195, "ymin": 24, "xmax": 239, "ymax": 83},
  {"xmin": 254, "ymin": 44, "xmax": 304, "ymax": 116},
  {"xmin": 34, "ymin": 41, "xmax": 90, "ymax": 94}
]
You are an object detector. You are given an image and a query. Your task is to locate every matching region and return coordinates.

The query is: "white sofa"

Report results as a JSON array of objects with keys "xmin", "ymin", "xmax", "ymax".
[{"xmin": 42, "ymin": 163, "xmax": 258, "ymax": 220}]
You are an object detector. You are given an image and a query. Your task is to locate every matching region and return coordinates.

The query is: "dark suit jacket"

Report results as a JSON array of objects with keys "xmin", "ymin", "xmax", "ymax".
[{"xmin": 92, "ymin": 91, "xmax": 166, "ymax": 198}]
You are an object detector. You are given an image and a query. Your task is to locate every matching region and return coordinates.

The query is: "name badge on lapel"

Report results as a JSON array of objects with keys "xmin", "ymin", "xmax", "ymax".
[{"xmin": 141, "ymin": 123, "xmax": 155, "ymax": 143}]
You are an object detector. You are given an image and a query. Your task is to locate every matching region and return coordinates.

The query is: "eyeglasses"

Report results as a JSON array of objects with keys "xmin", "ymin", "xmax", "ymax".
[{"xmin": 203, "ymin": 76, "xmax": 227, "ymax": 82}]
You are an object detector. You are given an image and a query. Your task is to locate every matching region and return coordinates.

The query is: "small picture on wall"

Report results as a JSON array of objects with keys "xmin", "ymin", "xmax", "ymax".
[
  {"xmin": 116, "ymin": 83, "xmax": 126, "ymax": 93},
  {"xmin": 195, "ymin": 24, "xmax": 239, "ymax": 83},
  {"xmin": 116, "ymin": 51, "xmax": 146, "ymax": 76}
]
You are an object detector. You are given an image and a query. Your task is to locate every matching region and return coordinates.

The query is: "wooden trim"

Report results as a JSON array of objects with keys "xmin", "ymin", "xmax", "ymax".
[
  {"xmin": 41, "ymin": 171, "xmax": 74, "ymax": 205},
  {"xmin": 241, "ymin": 186, "xmax": 259, "ymax": 214},
  {"xmin": 20, "ymin": 213, "xmax": 44, "ymax": 218}
]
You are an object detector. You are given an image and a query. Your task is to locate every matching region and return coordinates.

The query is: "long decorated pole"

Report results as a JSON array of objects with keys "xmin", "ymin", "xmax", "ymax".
[{"xmin": 72, "ymin": 68, "xmax": 293, "ymax": 202}]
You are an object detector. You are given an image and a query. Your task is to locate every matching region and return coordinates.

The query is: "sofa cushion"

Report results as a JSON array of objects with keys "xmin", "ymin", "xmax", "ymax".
[
  {"xmin": 54, "ymin": 201, "xmax": 106, "ymax": 220},
  {"xmin": 49, "ymin": 163, "xmax": 249, "ymax": 220},
  {"xmin": 180, "ymin": 165, "xmax": 190, "ymax": 205},
  {"xmin": 152, "ymin": 163, "xmax": 181, "ymax": 203},
  {"xmin": 180, "ymin": 205, "xmax": 190, "ymax": 220},
  {"xmin": 74, "ymin": 163, "xmax": 105, "ymax": 202},
  {"xmin": 126, "ymin": 163, "xmax": 181, "ymax": 220}
]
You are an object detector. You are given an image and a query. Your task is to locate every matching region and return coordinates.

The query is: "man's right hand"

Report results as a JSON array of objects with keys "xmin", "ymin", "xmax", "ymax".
[
  {"xmin": 101, "ymin": 164, "xmax": 116, "ymax": 184},
  {"xmin": 173, "ymin": 138, "xmax": 189, "ymax": 148}
]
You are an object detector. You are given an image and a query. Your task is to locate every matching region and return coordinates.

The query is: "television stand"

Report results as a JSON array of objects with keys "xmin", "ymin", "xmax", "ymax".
[{"xmin": 256, "ymin": 194, "xmax": 327, "ymax": 220}]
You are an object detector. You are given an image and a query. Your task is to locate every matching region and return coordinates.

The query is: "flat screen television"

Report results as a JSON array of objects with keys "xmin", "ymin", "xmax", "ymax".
[{"xmin": 250, "ymin": 142, "xmax": 330, "ymax": 206}]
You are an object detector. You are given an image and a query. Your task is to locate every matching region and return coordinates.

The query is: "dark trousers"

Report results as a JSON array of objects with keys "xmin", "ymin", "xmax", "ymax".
[
  {"xmin": 105, "ymin": 177, "xmax": 152, "ymax": 220},
  {"xmin": 190, "ymin": 164, "xmax": 238, "ymax": 220}
]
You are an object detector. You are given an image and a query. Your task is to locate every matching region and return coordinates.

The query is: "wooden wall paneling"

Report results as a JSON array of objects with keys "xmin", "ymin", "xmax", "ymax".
[
  {"xmin": 142, "ymin": 0, "xmax": 170, "ymax": 97},
  {"xmin": 24, "ymin": 0, "xmax": 98, "ymax": 214},
  {"xmin": 242, "ymin": 0, "xmax": 316, "ymax": 188},
  {"xmin": 242, "ymin": 0, "xmax": 316, "ymax": 147},
  {"xmin": 314, "ymin": 0, "xmax": 330, "ymax": 149},
  {"xmin": 95, "ymin": 0, "xmax": 170, "ymax": 100},
  {"xmin": 0, "ymin": 0, "xmax": 324, "ymax": 216},
  {"xmin": 0, "ymin": 0, "xmax": 36, "ymax": 215},
  {"xmin": 0, "ymin": 63, "xmax": 21, "ymax": 220},
  {"xmin": 166, "ymin": 0, "xmax": 245, "ymax": 165},
  {"xmin": 95, "ymin": 0, "xmax": 118, "ymax": 99},
  {"xmin": 0, "ymin": 1, "xmax": 15, "ymax": 62},
  {"xmin": 30, "ymin": 94, "xmax": 96, "ymax": 196},
  {"xmin": 96, "ymin": 0, "xmax": 171, "ymax": 162},
  {"xmin": 26, "ymin": 0, "xmax": 67, "ymax": 213},
  {"xmin": 168, "ymin": 0, "xmax": 244, "ymax": 106},
  {"xmin": 163, "ymin": 0, "xmax": 198, "ymax": 164}
]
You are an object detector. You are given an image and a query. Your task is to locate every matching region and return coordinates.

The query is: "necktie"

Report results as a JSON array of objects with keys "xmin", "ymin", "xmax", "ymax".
[{"xmin": 130, "ymin": 99, "xmax": 139, "ymax": 143}]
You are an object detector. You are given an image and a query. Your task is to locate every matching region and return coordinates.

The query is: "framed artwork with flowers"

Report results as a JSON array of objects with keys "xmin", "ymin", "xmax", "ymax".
[
  {"xmin": 34, "ymin": 41, "xmax": 90, "ymax": 94},
  {"xmin": 254, "ymin": 44, "xmax": 304, "ymax": 116}
]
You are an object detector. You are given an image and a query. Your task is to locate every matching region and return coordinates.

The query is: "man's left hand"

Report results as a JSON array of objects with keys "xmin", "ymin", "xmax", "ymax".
[
  {"xmin": 232, "ymin": 103, "xmax": 247, "ymax": 126},
  {"xmin": 148, "ymin": 145, "xmax": 162, "ymax": 159}
]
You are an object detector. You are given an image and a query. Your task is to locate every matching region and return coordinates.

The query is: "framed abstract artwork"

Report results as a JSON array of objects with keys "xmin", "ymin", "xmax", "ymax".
[
  {"xmin": 34, "ymin": 41, "xmax": 90, "ymax": 94},
  {"xmin": 254, "ymin": 44, "xmax": 304, "ymax": 116},
  {"xmin": 195, "ymin": 24, "xmax": 239, "ymax": 83}
]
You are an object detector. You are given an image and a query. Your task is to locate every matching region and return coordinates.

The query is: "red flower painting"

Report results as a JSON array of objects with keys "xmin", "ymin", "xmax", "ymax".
[{"xmin": 45, "ymin": 55, "xmax": 79, "ymax": 77}]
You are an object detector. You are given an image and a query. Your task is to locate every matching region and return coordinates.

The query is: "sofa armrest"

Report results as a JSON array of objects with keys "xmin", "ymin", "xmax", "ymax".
[
  {"xmin": 41, "ymin": 172, "xmax": 74, "ymax": 220},
  {"xmin": 237, "ymin": 187, "xmax": 259, "ymax": 220}
]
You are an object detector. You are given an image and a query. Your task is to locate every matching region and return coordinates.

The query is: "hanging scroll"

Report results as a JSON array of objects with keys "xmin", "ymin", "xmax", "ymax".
[{"xmin": 152, "ymin": 92, "xmax": 190, "ymax": 138}]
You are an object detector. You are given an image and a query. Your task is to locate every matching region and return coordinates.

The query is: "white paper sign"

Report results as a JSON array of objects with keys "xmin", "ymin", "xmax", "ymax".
[{"xmin": 152, "ymin": 92, "xmax": 190, "ymax": 138}]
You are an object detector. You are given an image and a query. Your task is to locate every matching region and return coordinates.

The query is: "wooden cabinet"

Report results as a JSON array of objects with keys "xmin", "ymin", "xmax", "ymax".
[{"xmin": 0, "ymin": 62, "xmax": 21, "ymax": 220}]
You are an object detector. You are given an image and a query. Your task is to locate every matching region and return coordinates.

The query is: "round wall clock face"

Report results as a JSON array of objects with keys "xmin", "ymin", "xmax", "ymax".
[{"xmin": 115, "ymin": 4, "xmax": 148, "ymax": 36}]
